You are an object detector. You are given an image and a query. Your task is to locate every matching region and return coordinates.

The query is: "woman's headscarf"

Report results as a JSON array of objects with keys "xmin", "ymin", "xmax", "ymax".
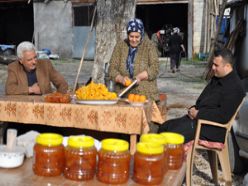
[
  {"xmin": 126, "ymin": 18, "xmax": 144, "ymax": 39},
  {"xmin": 126, "ymin": 18, "xmax": 144, "ymax": 78}
]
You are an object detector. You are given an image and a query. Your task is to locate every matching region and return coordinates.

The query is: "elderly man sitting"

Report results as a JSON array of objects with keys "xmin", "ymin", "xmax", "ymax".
[
  {"xmin": 5, "ymin": 41, "xmax": 68, "ymax": 95},
  {"xmin": 3, "ymin": 41, "xmax": 69, "ymax": 140}
]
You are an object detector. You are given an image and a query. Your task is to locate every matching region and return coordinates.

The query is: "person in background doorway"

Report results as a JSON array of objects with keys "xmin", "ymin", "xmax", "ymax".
[
  {"xmin": 5, "ymin": 41, "xmax": 68, "ymax": 95},
  {"xmin": 168, "ymin": 27, "xmax": 185, "ymax": 73},
  {"xmin": 151, "ymin": 29, "xmax": 165, "ymax": 57}
]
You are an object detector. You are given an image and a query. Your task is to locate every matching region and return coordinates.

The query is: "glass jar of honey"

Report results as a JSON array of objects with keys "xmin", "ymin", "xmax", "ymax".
[
  {"xmin": 33, "ymin": 133, "xmax": 64, "ymax": 176},
  {"xmin": 140, "ymin": 133, "xmax": 168, "ymax": 174},
  {"xmin": 97, "ymin": 138, "xmax": 131, "ymax": 184},
  {"xmin": 64, "ymin": 136, "xmax": 97, "ymax": 181},
  {"xmin": 133, "ymin": 142, "xmax": 164, "ymax": 185},
  {"xmin": 160, "ymin": 132, "xmax": 184, "ymax": 170}
]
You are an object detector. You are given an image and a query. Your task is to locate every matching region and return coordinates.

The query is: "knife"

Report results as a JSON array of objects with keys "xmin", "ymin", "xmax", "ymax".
[{"xmin": 118, "ymin": 79, "xmax": 138, "ymax": 98}]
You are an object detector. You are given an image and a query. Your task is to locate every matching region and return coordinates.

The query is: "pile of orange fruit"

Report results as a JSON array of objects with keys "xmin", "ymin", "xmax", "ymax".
[
  {"xmin": 128, "ymin": 94, "xmax": 147, "ymax": 103},
  {"xmin": 76, "ymin": 82, "xmax": 117, "ymax": 100}
]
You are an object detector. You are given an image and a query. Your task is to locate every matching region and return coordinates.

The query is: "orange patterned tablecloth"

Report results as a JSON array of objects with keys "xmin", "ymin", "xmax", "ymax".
[
  {"xmin": 0, "ymin": 96, "xmax": 167, "ymax": 134},
  {"xmin": 0, "ymin": 95, "xmax": 167, "ymax": 154},
  {"xmin": 0, "ymin": 96, "xmax": 156, "ymax": 134}
]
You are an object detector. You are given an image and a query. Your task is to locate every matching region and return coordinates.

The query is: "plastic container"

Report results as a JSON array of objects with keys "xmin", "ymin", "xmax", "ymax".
[
  {"xmin": 0, "ymin": 145, "xmax": 25, "ymax": 168},
  {"xmin": 140, "ymin": 133, "xmax": 168, "ymax": 174},
  {"xmin": 33, "ymin": 133, "xmax": 65, "ymax": 176},
  {"xmin": 64, "ymin": 136, "xmax": 97, "ymax": 181},
  {"xmin": 160, "ymin": 132, "xmax": 185, "ymax": 170},
  {"xmin": 97, "ymin": 138, "xmax": 131, "ymax": 184},
  {"xmin": 133, "ymin": 142, "xmax": 165, "ymax": 185}
]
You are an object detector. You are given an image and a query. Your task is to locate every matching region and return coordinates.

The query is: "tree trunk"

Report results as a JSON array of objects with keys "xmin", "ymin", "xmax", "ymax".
[{"xmin": 91, "ymin": 0, "xmax": 136, "ymax": 83}]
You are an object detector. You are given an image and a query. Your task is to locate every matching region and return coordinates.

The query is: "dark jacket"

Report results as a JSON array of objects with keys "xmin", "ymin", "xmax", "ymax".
[
  {"xmin": 5, "ymin": 59, "xmax": 68, "ymax": 95},
  {"xmin": 168, "ymin": 34, "xmax": 183, "ymax": 54},
  {"xmin": 196, "ymin": 70, "xmax": 245, "ymax": 142}
]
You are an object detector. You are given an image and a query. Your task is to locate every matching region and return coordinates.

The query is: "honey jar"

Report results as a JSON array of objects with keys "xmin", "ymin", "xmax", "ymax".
[
  {"xmin": 64, "ymin": 136, "xmax": 97, "ymax": 181},
  {"xmin": 97, "ymin": 138, "xmax": 131, "ymax": 184},
  {"xmin": 133, "ymin": 142, "xmax": 164, "ymax": 185},
  {"xmin": 33, "ymin": 133, "xmax": 64, "ymax": 176},
  {"xmin": 140, "ymin": 133, "xmax": 168, "ymax": 174},
  {"xmin": 160, "ymin": 132, "xmax": 184, "ymax": 170}
]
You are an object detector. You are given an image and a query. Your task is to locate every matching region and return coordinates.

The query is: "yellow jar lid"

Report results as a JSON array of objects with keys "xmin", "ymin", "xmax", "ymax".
[
  {"xmin": 36, "ymin": 133, "xmax": 63, "ymax": 146},
  {"xmin": 136, "ymin": 142, "xmax": 164, "ymax": 155},
  {"xmin": 101, "ymin": 138, "xmax": 129, "ymax": 152},
  {"xmin": 160, "ymin": 132, "xmax": 185, "ymax": 145},
  {"xmin": 68, "ymin": 136, "xmax": 94, "ymax": 148},
  {"xmin": 140, "ymin": 133, "xmax": 167, "ymax": 145}
]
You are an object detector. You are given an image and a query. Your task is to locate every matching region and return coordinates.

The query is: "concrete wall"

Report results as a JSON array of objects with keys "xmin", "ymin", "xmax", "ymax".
[
  {"xmin": 33, "ymin": 1, "xmax": 73, "ymax": 58},
  {"xmin": 31, "ymin": 0, "xmax": 210, "ymax": 59},
  {"xmin": 192, "ymin": 0, "xmax": 205, "ymax": 55}
]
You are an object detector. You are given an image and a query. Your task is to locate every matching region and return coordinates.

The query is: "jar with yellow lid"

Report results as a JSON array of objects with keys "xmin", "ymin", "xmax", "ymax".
[
  {"xmin": 133, "ymin": 142, "xmax": 164, "ymax": 185},
  {"xmin": 64, "ymin": 136, "xmax": 97, "ymax": 181},
  {"xmin": 33, "ymin": 133, "xmax": 64, "ymax": 176},
  {"xmin": 160, "ymin": 132, "xmax": 184, "ymax": 170},
  {"xmin": 97, "ymin": 138, "xmax": 131, "ymax": 184},
  {"xmin": 140, "ymin": 133, "xmax": 168, "ymax": 174}
]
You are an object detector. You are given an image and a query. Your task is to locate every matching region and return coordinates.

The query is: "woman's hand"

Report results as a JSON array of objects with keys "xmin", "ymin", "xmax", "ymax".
[
  {"xmin": 135, "ymin": 71, "xmax": 148, "ymax": 84},
  {"xmin": 115, "ymin": 75, "xmax": 131, "ymax": 86}
]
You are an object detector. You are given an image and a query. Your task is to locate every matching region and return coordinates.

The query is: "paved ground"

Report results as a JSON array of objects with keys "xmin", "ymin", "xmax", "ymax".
[{"xmin": 0, "ymin": 58, "xmax": 245, "ymax": 185}]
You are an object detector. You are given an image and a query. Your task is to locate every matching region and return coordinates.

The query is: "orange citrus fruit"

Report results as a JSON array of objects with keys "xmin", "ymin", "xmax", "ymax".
[
  {"xmin": 133, "ymin": 94, "xmax": 140, "ymax": 102},
  {"xmin": 139, "ymin": 95, "xmax": 147, "ymax": 103},
  {"xmin": 125, "ymin": 79, "xmax": 132, "ymax": 87},
  {"xmin": 128, "ymin": 94, "xmax": 135, "ymax": 102}
]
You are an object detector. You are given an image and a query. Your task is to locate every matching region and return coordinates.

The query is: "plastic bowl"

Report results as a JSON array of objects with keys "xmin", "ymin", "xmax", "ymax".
[{"xmin": 0, "ymin": 145, "xmax": 25, "ymax": 168}]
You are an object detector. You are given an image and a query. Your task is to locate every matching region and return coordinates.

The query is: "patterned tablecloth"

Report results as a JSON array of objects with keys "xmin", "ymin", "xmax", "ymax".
[{"xmin": 0, "ymin": 95, "xmax": 166, "ymax": 135}]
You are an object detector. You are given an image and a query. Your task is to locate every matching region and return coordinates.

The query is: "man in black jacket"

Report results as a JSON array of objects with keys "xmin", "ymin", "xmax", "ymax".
[
  {"xmin": 158, "ymin": 48, "xmax": 245, "ymax": 143},
  {"xmin": 168, "ymin": 27, "xmax": 185, "ymax": 73}
]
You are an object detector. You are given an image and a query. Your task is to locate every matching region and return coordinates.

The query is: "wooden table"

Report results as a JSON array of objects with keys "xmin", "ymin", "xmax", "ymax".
[
  {"xmin": 0, "ymin": 95, "xmax": 163, "ymax": 154},
  {"xmin": 0, "ymin": 158, "xmax": 186, "ymax": 186}
]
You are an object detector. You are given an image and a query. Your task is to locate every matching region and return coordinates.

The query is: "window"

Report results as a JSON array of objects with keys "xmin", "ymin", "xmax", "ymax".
[{"xmin": 73, "ymin": 5, "xmax": 94, "ymax": 26}]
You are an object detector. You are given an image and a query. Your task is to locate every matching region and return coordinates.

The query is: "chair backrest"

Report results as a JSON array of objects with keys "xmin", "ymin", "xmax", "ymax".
[
  {"xmin": 223, "ymin": 98, "xmax": 244, "ymax": 144},
  {"xmin": 226, "ymin": 98, "xmax": 244, "ymax": 132}
]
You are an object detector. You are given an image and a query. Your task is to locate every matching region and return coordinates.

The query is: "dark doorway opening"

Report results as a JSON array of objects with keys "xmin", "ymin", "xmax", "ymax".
[
  {"xmin": 0, "ymin": 2, "xmax": 34, "ymax": 46},
  {"xmin": 136, "ymin": 3, "xmax": 188, "ymax": 56}
]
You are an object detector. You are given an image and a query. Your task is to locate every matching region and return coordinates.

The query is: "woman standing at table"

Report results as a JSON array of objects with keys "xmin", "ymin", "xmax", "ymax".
[{"xmin": 108, "ymin": 18, "xmax": 159, "ymax": 101}]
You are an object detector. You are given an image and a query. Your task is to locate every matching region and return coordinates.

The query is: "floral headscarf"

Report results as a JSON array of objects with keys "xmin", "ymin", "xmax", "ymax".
[
  {"xmin": 125, "ymin": 18, "xmax": 144, "ymax": 78},
  {"xmin": 126, "ymin": 18, "xmax": 144, "ymax": 39}
]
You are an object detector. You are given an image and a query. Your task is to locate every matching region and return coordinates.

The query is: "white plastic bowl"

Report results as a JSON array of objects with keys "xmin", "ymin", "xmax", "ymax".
[{"xmin": 0, "ymin": 145, "xmax": 25, "ymax": 168}]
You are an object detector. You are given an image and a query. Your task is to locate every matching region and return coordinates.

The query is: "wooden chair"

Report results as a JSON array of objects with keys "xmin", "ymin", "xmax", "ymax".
[{"xmin": 186, "ymin": 99, "xmax": 244, "ymax": 186}]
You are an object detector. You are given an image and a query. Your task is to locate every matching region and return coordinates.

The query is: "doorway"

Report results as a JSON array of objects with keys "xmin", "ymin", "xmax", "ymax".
[{"xmin": 136, "ymin": 3, "xmax": 188, "ymax": 56}]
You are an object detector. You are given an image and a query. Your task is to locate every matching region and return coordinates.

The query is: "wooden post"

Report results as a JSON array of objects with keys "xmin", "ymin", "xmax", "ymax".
[{"xmin": 73, "ymin": 5, "xmax": 97, "ymax": 93}]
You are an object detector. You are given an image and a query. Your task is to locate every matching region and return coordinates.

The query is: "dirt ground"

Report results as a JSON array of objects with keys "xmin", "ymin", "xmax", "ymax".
[{"xmin": 0, "ymin": 58, "xmax": 245, "ymax": 185}]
